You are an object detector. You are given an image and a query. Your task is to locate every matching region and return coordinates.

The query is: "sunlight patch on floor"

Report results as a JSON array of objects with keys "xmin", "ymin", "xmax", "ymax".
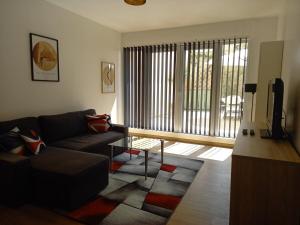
[
  {"xmin": 161, "ymin": 142, "xmax": 206, "ymax": 156},
  {"xmin": 197, "ymin": 147, "xmax": 233, "ymax": 161}
]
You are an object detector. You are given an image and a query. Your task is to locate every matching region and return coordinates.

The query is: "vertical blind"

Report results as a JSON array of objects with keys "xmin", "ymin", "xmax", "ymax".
[
  {"xmin": 124, "ymin": 45, "xmax": 177, "ymax": 132},
  {"xmin": 182, "ymin": 38, "xmax": 248, "ymax": 138},
  {"xmin": 182, "ymin": 41, "xmax": 214, "ymax": 136},
  {"xmin": 217, "ymin": 38, "xmax": 248, "ymax": 138},
  {"xmin": 124, "ymin": 38, "xmax": 248, "ymax": 138}
]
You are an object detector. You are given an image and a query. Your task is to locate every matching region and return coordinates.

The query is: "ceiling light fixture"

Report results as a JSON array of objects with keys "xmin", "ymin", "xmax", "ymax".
[{"xmin": 124, "ymin": 0, "xmax": 146, "ymax": 6}]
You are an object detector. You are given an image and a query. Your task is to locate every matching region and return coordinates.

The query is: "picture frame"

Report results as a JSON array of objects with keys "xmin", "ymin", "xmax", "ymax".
[
  {"xmin": 101, "ymin": 61, "xmax": 115, "ymax": 93},
  {"xmin": 30, "ymin": 33, "xmax": 60, "ymax": 82}
]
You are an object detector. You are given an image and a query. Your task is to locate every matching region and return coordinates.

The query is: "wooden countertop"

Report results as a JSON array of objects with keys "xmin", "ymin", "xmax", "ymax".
[{"xmin": 233, "ymin": 122, "xmax": 300, "ymax": 163}]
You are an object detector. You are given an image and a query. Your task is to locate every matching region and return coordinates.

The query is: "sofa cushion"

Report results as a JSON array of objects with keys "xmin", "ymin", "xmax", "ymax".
[
  {"xmin": 0, "ymin": 117, "xmax": 40, "ymax": 136},
  {"xmin": 38, "ymin": 109, "xmax": 96, "ymax": 143},
  {"xmin": 30, "ymin": 146, "xmax": 107, "ymax": 177},
  {"xmin": 50, "ymin": 131, "xmax": 125, "ymax": 155}
]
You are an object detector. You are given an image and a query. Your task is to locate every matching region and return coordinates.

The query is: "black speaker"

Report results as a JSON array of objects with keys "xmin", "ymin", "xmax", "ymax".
[
  {"xmin": 244, "ymin": 83, "xmax": 257, "ymax": 94},
  {"xmin": 244, "ymin": 83, "xmax": 257, "ymax": 122}
]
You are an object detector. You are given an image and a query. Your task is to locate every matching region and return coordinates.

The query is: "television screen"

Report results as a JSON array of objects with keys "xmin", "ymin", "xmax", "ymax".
[
  {"xmin": 261, "ymin": 78, "xmax": 284, "ymax": 139},
  {"xmin": 266, "ymin": 80, "xmax": 274, "ymax": 133}
]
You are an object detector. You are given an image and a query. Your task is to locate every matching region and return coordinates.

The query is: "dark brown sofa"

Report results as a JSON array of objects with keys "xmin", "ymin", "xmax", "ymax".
[
  {"xmin": 0, "ymin": 109, "xmax": 128, "ymax": 209},
  {"xmin": 39, "ymin": 109, "xmax": 127, "ymax": 156}
]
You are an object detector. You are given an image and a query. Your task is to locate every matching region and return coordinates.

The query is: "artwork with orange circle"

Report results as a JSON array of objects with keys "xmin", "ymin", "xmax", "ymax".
[{"xmin": 32, "ymin": 41, "xmax": 57, "ymax": 71}]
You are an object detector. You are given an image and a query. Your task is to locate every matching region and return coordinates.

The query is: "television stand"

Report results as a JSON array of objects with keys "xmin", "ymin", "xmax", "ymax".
[
  {"xmin": 260, "ymin": 129, "xmax": 272, "ymax": 138},
  {"xmin": 230, "ymin": 122, "xmax": 300, "ymax": 225}
]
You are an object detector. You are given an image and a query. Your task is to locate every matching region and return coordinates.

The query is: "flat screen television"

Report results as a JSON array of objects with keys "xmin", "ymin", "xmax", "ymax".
[{"xmin": 260, "ymin": 78, "xmax": 284, "ymax": 139}]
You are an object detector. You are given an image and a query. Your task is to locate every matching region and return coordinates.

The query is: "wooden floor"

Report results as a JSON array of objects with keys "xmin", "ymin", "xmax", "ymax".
[
  {"xmin": 0, "ymin": 141, "xmax": 232, "ymax": 225},
  {"xmin": 167, "ymin": 153, "xmax": 231, "ymax": 225},
  {"xmin": 0, "ymin": 205, "xmax": 83, "ymax": 225}
]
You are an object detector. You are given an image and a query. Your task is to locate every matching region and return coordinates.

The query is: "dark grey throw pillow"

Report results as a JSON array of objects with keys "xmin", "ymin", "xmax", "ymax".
[{"xmin": 0, "ymin": 127, "xmax": 26, "ymax": 155}]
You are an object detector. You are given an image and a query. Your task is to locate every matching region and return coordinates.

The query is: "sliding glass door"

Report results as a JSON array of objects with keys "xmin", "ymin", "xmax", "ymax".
[
  {"xmin": 124, "ymin": 45, "xmax": 177, "ymax": 132},
  {"xmin": 182, "ymin": 42, "xmax": 214, "ymax": 136},
  {"xmin": 124, "ymin": 38, "xmax": 248, "ymax": 138},
  {"xmin": 217, "ymin": 39, "xmax": 248, "ymax": 138}
]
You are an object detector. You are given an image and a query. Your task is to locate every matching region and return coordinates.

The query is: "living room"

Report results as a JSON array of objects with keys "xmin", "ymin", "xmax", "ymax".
[{"xmin": 0, "ymin": 0, "xmax": 300, "ymax": 225}]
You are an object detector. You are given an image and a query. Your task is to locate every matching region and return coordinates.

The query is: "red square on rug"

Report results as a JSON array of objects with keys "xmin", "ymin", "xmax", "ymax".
[
  {"xmin": 68, "ymin": 197, "xmax": 119, "ymax": 224},
  {"xmin": 126, "ymin": 149, "xmax": 141, "ymax": 155},
  {"xmin": 111, "ymin": 161, "xmax": 124, "ymax": 172},
  {"xmin": 145, "ymin": 193, "xmax": 181, "ymax": 210},
  {"xmin": 160, "ymin": 164, "xmax": 176, "ymax": 172}
]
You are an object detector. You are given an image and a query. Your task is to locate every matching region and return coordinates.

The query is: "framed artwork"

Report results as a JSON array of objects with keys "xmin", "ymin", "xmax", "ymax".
[
  {"xmin": 101, "ymin": 61, "xmax": 115, "ymax": 93},
  {"xmin": 30, "ymin": 33, "xmax": 60, "ymax": 82}
]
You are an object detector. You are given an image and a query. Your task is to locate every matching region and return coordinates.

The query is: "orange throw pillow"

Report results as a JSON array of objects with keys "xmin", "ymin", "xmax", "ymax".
[{"xmin": 86, "ymin": 114, "xmax": 112, "ymax": 133}]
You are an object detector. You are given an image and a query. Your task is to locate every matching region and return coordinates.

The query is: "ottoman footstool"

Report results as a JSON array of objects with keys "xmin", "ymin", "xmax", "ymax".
[
  {"xmin": 0, "ymin": 153, "xmax": 31, "ymax": 207},
  {"xmin": 30, "ymin": 147, "xmax": 109, "ymax": 210}
]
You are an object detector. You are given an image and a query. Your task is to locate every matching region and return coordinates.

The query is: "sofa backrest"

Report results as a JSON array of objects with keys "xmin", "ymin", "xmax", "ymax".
[
  {"xmin": 0, "ymin": 117, "xmax": 41, "ymax": 135},
  {"xmin": 38, "ymin": 109, "xmax": 96, "ymax": 143}
]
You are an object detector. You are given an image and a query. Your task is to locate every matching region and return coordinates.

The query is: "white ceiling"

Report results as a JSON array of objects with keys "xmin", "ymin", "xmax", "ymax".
[{"xmin": 45, "ymin": 0, "xmax": 285, "ymax": 33}]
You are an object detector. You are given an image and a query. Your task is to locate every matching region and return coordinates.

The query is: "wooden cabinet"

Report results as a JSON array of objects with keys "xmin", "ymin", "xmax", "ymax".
[{"xmin": 230, "ymin": 122, "xmax": 300, "ymax": 225}]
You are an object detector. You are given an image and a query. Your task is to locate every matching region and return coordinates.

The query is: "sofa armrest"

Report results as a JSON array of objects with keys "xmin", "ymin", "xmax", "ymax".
[
  {"xmin": 111, "ymin": 124, "xmax": 128, "ymax": 136},
  {"xmin": 0, "ymin": 153, "xmax": 31, "ymax": 206}
]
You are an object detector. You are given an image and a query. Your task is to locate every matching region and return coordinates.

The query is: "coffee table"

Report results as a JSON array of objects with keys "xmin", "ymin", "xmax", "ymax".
[{"xmin": 108, "ymin": 136, "xmax": 164, "ymax": 180}]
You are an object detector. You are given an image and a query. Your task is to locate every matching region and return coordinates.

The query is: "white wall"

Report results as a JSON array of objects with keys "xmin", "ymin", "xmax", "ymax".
[
  {"xmin": 255, "ymin": 41, "xmax": 284, "ymax": 123},
  {"xmin": 0, "ymin": 0, "xmax": 123, "ymax": 123},
  {"xmin": 0, "ymin": 0, "xmax": 283, "ymax": 129},
  {"xmin": 281, "ymin": 0, "xmax": 300, "ymax": 151},
  {"xmin": 122, "ymin": 17, "xmax": 279, "ymax": 121}
]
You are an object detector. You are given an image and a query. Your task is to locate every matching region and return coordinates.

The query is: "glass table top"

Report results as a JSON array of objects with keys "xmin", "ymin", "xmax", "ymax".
[{"xmin": 108, "ymin": 136, "xmax": 162, "ymax": 150}]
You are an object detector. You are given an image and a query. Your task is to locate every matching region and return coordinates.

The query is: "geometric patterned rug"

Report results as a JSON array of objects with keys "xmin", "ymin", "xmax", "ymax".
[{"xmin": 61, "ymin": 149, "xmax": 204, "ymax": 225}]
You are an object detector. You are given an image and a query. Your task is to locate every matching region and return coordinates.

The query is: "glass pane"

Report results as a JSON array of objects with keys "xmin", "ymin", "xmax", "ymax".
[
  {"xmin": 218, "ymin": 40, "xmax": 248, "ymax": 138},
  {"xmin": 182, "ymin": 46, "xmax": 214, "ymax": 136},
  {"xmin": 109, "ymin": 136, "xmax": 161, "ymax": 150}
]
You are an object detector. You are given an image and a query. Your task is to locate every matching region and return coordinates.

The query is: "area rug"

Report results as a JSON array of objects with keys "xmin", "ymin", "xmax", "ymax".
[{"xmin": 61, "ymin": 149, "xmax": 204, "ymax": 225}]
